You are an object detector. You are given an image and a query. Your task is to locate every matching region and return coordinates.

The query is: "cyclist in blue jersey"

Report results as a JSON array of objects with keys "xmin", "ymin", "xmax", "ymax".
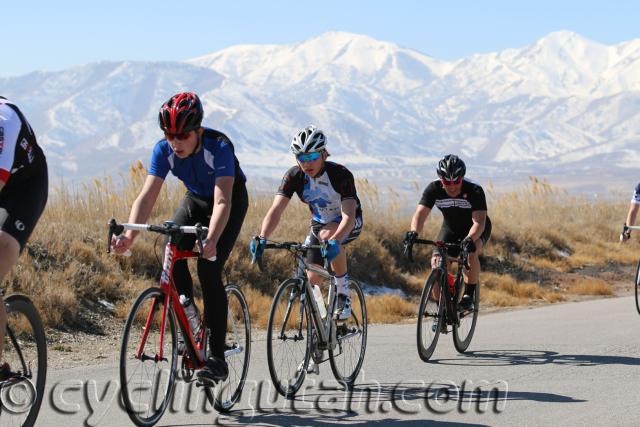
[
  {"xmin": 112, "ymin": 92, "xmax": 248, "ymax": 382},
  {"xmin": 251, "ymin": 125, "xmax": 363, "ymax": 324},
  {"xmin": 0, "ymin": 97, "xmax": 48, "ymax": 377},
  {"xmin": 620, "ymin": 183, "xmax": 640, "ymax": 242}
]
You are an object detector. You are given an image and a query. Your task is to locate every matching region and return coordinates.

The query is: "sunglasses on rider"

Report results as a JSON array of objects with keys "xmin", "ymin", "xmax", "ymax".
[
  {"xmin": 164, "ymin": 131, "xmax": 191, "ymax": 141},
  {"xmin": 440, "ymin": 177, "xmax": 463, "ymax": 186},
  {"xmin": 296, "ymin": 152, "xmax": 322, "ymax": 163}
]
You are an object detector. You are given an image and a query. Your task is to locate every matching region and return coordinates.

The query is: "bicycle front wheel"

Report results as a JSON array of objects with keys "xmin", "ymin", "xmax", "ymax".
[
  {"xmin": 120, "ymin": 287, "xmax": 177, "ymax": 427},
  {"xmin": 417, "ymin": 270, "xmax": 445, "ymax": 362},
  {"xmin": 453, "ymin": 283, "xmax": 479, "ymax": 353},
  {"xmin": 635, "ymin": 259, "xmax": 640, "ymax": 315},
  {"xmin": 266, "ymin": 278, "xmax": 311, "ymax": 398},
  {"xmin": 329, "ymin": 279, "xmax": 367, "ymax": 389},
  {"xmin": 212, "ymin": 284, "xmax": 251, "ymax": 413},
  {"xmin": 0, "ymin": 295, "xmax": 47, "ymax": 427}
]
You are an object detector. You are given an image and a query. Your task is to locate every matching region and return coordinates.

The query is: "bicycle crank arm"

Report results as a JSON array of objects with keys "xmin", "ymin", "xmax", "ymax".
[{"xmin": 224, "ymin": 346, "xmax": 244, "ymax": 357}]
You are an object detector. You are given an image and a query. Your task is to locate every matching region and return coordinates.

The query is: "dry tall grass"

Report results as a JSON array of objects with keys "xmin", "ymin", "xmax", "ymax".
[{"xmin": 5, "ymin": 168, "xmax": 637, "ymax": 330}]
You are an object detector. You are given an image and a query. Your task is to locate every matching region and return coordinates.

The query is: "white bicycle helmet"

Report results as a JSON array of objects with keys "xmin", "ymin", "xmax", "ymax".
[{"xmin": 290, "ymin": 125, "xmax": 327, "ymax": 154}]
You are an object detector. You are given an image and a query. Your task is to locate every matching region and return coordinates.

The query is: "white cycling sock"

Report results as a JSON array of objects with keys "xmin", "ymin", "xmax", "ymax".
[{"xmin": 335, "ymin": 274, "xmax": 349, "ymax": 295}]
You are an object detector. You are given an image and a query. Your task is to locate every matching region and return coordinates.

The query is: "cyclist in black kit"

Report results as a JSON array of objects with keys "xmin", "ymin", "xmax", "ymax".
[
  {"xmin": 0, "ymin": 97, "xmax": 48, "ymax": 375},
  {"xmin": 251, "ymin": 125, "xmax": 363, "ymax": 322},
  {"xmin": 405, "ymin": 154, "xmax": 491, "ymax": 311}
]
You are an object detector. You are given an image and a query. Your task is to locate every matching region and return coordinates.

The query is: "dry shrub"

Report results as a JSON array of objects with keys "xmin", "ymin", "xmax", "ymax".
[
  {"xmin": 366, "ymin": 294, "xmax": 415, "ymax": 323},
  {"xmin": 566, "ymin": 277, "xmax": 613, "ymax": 296}
]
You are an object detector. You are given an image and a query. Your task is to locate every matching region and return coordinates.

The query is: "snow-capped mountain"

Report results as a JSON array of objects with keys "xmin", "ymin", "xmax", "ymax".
[{"xmin": 2, "ymin": 30, "xmax": 640, "ymax": 192}]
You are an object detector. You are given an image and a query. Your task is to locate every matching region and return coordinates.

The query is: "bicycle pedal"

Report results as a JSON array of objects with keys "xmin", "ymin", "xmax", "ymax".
[
  {"xmin": 195, "ymin": 377, "xmax": 218, "ymax": 388},
  {"xmin": 306, "ymin": 362, "xmax": 320, "ymax": 375}
]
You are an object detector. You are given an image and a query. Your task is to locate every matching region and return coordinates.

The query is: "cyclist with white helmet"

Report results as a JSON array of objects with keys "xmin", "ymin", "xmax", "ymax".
[
  {"xmin": 404, "ymin": 154, "xmax": 491, "ymax": 311},
  {"xmin": 251, "ymin": 125, "xmax": 363, "ymax": 321}
]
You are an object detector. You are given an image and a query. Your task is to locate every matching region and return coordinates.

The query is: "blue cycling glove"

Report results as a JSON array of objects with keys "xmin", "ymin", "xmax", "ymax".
[
  {"xmin": 321, "ymin": 239, "xmax": 341, "ymax": 263},
  {"xmin": 250, "ymin": 236, "xmax": 266, "ymax": 260}
]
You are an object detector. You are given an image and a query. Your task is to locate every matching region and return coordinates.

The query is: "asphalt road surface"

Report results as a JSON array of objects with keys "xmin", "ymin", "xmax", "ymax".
[{"xmin": 34, "ymin": 296, "xmax": 640, "ymax": 426}]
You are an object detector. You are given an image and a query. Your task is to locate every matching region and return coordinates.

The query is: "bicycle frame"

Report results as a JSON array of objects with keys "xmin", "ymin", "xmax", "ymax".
[
  {"xmin": 260, "ymin": 242, "xmax": 340, "ymax": 350},
  {"xmin": 141, "ymin": 241, "xmax": 206, "ymax": 368},
  {"xmin": 405, "ymin": 238, "xmax": 470, "ymax": 326},
  {"xmin": 108, "ymin": 220, "xmax": 209, "ymax": 369},
  {"xmin": 297, "ymin": 259, "xmax": 338, "ymax": 350}
]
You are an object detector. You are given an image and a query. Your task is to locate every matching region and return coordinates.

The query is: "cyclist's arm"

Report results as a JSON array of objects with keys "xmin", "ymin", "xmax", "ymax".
[
  {"xmin": 467, "ymin": 210, "xmax": 487, "ymax": 242},
  {"xmin": 625, "ymin": 202, "xmax": 640, "ymax": 228},
  {"xmin": 206, "ymin": 176, "xmax": 234, "ymax": 244},
  {"xmin": 124, "ymin": 175, "xmax": 164, "ymax": 240},
  {"xmin": 259, "ymin": 195, "xmax": 290, "ymax": 238},
  {"xmin": 410, "ymin": 204, "xmax": 431, "ymax": 234},
  {"xmin": 329, "ymin": 198, "xmax": 356, "ymax": 243}
]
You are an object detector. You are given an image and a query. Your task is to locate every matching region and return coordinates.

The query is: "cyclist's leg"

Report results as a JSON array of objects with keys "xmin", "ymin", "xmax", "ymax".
[
  {"xmin": 430, "ymin": 225, "xmax": 460, "ymax": 300},
  {"xmin": 462, "ymin": 218, "xmax": 491, "ymax": 297},
  {"xmin": 0, "ymin": 168, "xmax": 48, "ymax": 362},
  {"xmin": 198, "ymin": 182, "xmax": 248, "ymax": 360},
  {"xmin": 0, "ymin": 232, "xmax": 20, "ymax": 362},
  {"xmin": 315, "ymin": 218, "xmax": 362, "ymax": 318},
  {"xmin": 169, "ymin": 192, "xmax": 201, "ymax": 298}
]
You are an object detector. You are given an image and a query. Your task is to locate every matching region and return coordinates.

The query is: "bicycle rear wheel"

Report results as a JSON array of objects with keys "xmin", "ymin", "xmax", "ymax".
[
  {"xmin": 453, "ymin": 282, "xmax": 479, "ymax": 353},
  {"xmin": 416, "ymin": 270, "xmax": 445, "ymax": 362},
  {"xmin": 211, "ymin": 284, "xmax": 251, "ymax": 413},
  {"xmin": 120, "ymin": 287, "xmax": 177, "ymax": 427},
  {"xmin": 635, "ymin": 259, "xmax": 640, "ymax": 315},
  {"xmin": 266, "ymin": 278, "xmax": 311, "ymax": 398},
  {"xmin": 0, "ymin": 295, "xmax": 47, "ymax": 427},
  {"xmin": 329, "ymin": 279, "xmax": 367, "ymax": 389}
]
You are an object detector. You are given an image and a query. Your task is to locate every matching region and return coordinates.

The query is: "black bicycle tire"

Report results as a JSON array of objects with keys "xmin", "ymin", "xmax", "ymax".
[
  {"xmin": 635, "ymin": 259, "xmax": 640, "ymax": 315},
  {"xmin": 329, "ymin": 279, "xmax": 367, "ymax": 389},
  {"xmin": 452, "ymin": 282, "xmax": 480, "ymax": 353},
  {"xmin": 266, "ymin": 278, "xmax": 311, "ymax": 398},
  {"xmin": 119, "ymin": 287, "xmax": 177, "ymax": 427},
  {"xmin": 1, "ymin": 295, "xmax": 47, "ymax": 427},
  {"xmin": 212, "ymin": 284, "xmax": 251, "ymax": 413},
  {"xmin": 416, "ymin": 270, "xmax": 445, "ymax": 362}
]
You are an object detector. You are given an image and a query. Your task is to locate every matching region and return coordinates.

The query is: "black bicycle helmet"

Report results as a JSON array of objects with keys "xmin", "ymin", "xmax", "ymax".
[{"xmin": 436, "ymin": 154, "xmax": 466, "ymax": 180}]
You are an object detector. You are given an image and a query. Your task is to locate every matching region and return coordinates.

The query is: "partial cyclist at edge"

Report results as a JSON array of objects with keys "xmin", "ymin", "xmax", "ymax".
[
  {"xmin": 620, "ymin": 182, "xmax": 640, "ymax": 243},
  {"xmin": 251, "ymin": 125, "xmax": 363, "ymax": 322},
  {"xmin": 111, "ymin": 92, "xmax": 248, "ymax": 383},
  {"xmin": 405, "ymin": 154, "xmax": 491, "ymax": 312},
  {"xmin": 0, "ymin": 97, "xmax": 48, "ymax": 378}
]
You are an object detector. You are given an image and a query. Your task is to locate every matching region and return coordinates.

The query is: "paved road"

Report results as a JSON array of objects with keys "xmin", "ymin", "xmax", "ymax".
[{"xmin": 34, "ymin": 296, "xmax": 640, "ymax": 426}]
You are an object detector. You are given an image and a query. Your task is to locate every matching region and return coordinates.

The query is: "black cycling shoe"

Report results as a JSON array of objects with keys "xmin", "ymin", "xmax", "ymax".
[
  {"xmin": 197, "ymin": 356, "xmax": 228, "ymax": 383},
  {"xmin": 460, "ymin": 294, "xmax": 474, "ymax": 311}
]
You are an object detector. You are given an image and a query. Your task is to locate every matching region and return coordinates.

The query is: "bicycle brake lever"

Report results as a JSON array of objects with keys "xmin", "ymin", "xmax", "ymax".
[
  {"xmin": 194, "ymin": 223, "xmax": 205, "ymax": 257},
  {"xmin": 403, "ymin": 243, "xmax": 414, "ymax": 262},
  {"xmin": 107, "ymin": 218, "xmax": 116, "ymax": 253}
]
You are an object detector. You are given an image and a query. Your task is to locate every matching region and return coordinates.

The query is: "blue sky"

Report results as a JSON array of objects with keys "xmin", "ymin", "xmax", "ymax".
[{"xmin": 2, "ymin": 0, "xmax": 638, "ymax": 78}]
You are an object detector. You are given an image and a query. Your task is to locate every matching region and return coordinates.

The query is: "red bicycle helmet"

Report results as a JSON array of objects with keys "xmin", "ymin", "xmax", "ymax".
[{"xmin": 158, "ymin": 92, "xmax": 203, "ymax": 134}]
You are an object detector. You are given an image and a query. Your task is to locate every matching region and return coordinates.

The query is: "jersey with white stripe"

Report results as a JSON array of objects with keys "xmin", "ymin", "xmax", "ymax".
[
  {"xmin": 149, "ymin": 128, "xmax": 246, "ymax": 198},
  {"xmin": 0, "ymin": 99, "xmax": 46, "ymax": 185},
  {"xmin": 419, "ymin": 178, "xmax": 488, "ymax": 234}
]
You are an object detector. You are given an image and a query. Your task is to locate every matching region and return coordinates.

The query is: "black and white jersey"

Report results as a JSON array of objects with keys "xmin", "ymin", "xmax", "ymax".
[
  {"xmin": 277, "ymin": 161, "xmax": 362, "ymax": 224},
  {"xmin": 631, "ymin": 183, "xmax": 640, "ymax": 204},
  {"xmin": 0, "ymin": 99, "xmax": 46, "ymax": 185},
  {"xmin": 419, "ymin": 178, "xmax": 489, "ymax": 235}
]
